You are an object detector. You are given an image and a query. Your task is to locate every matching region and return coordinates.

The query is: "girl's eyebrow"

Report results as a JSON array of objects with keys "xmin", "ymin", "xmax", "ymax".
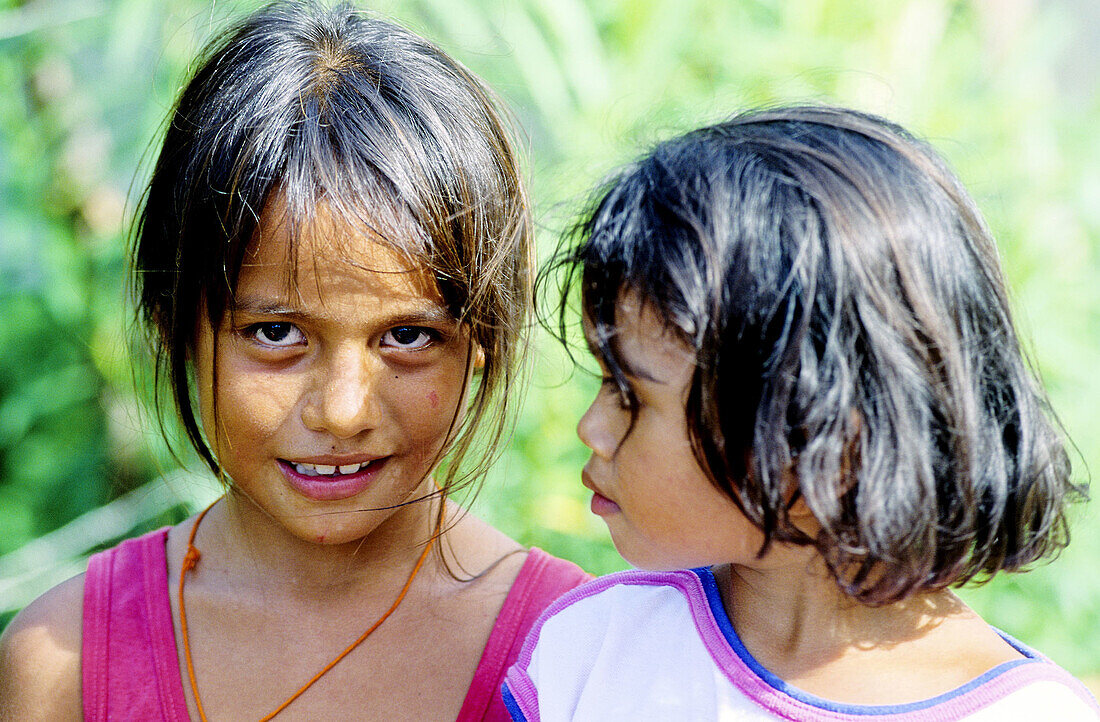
[
  {"xmin": 582, "ymin": 332, "xmax": 661, "ymax": 383},
  {"xmin": 230, "ymin": 298, "xmax": 456, "ymax": 325},
  {"xmin": 231, "ymin": 300, "xmax": 305, "ymax": 317}
]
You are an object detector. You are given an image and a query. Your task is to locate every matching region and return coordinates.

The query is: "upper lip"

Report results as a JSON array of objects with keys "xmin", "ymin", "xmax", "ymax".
[{"xmin": 581, "ymin": 467, "xmax": 610, "ymax": 499}]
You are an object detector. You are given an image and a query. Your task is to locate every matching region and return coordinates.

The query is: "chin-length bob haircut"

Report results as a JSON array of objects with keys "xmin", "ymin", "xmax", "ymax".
[
  {"xmin": 548, "ymin": 106, "xmax": 1083, "ymax": 604},
  {"xmin": 133, "ymin": 1, "xmax": 533, "ymax": 494}
]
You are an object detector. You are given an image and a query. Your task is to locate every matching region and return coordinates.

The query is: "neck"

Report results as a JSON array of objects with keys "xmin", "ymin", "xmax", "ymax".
[
  {"xmin": 715, "ymin": 551, "xmax": 967, "ymax": 679},
  {"xmin": 196, "ymin": 480, "xmax": 442, "ymax": 595}
]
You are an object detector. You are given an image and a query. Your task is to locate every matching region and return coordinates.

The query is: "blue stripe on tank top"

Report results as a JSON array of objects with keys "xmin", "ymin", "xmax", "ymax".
[
  {"xmin": 500, "ymin": 682, "xmax": 528, "ymax": 722},
  {"xmin": 690, "ymin": 566, "xmax": 1039, "ymax": 716}
]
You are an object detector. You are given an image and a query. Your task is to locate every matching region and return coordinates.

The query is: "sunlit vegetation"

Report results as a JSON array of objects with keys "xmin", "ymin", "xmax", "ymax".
[{"xmin": 1, "ymin": 0, "xmax": 1096, "ymax": 684}]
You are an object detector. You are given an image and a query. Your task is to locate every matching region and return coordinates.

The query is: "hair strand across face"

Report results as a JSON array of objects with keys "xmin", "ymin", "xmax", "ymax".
[{"xmin": 133, "ymin": 0, "xmax": 533, "ymax": 505}]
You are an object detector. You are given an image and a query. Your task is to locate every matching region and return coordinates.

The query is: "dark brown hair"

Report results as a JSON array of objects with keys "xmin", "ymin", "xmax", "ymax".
[
  {"xmin": 133, "ymin": 1, "xmax": 532, "ymax": 498},
  {"xmin": 547, "ymin": 105, "xmax": 1083, "ymax": 604}
]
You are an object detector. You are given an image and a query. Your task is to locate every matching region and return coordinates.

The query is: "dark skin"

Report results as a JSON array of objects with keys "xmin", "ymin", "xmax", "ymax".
[
  {"xmin": 165, "ymin": 495, "xmax": 525, "ymax": 721},
  {"xmin": 0, "ymin": 497, "xmax": 526, "ymax": 721},
  {"xmin": 579, "ymin": 296, "xmax": 1024, "ymax": 707},
  {"xmin": 0, "ymin": 206, "xmax": 530, "ymax": 721}
]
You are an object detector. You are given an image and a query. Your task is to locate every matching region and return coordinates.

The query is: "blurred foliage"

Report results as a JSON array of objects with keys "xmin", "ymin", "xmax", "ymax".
[{"xmin": 0, "ymin": 0, "xmax": 1097, "ymax": 681}]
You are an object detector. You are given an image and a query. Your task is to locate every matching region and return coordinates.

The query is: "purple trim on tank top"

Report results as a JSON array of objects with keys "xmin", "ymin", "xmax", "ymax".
[
  {"xmin": 689, "ymin": 566, "xmax": 1100, "ymax": 718},
  {"xmin": 506, "ymin": 567, "xmax": 1099, "ymax": 721},
  {"xmin": 504, "ymin": 571, "xmax": 671, "ymax": 722},
  {"xmin": 82, "ymin": 543, "xmax": 111, "ymax": 720},
  {"xmin": 458, "ymin": 546, "xmax": 590, "ymax": 721}
]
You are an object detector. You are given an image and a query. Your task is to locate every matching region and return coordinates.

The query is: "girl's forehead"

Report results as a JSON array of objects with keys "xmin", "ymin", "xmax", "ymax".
[
  {"xmin": 585, "ymin": 292, "xmax": 693, "ymax": 380},
  {"xmin": 583, "ymin": 292, "xmax": 663, "ymax": 341},
  {"xmin": 239, "ymin": 198, "xmax": 441, "ymax": 305}
]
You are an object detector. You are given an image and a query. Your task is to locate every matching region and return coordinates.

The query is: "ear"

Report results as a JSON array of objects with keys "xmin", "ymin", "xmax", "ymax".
[{"xmin": 473, "ymin": 344, "xmax": 486, "ymax": 370}]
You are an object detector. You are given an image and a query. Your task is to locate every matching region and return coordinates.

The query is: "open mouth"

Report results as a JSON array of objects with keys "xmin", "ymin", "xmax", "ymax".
[
  {"xmin": 277, "ymin": 457, "xmax": 389, "ymax": 484},
  {"xmin": 287, "ymin": 460, "xmax": 376, "ymax": 477},
  {"xmin": 277, "ymin": 458, "xmax": 388, "ymax": 501}
]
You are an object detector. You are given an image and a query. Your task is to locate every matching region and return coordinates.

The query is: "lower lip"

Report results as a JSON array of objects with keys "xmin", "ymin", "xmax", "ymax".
[
  {"xmin": 589, "ymin": 490, "xmax": 621, "ymax": 517},
  {"xmin": 279, "ymin": 459, "xmax": 386, "ymax": 501}
]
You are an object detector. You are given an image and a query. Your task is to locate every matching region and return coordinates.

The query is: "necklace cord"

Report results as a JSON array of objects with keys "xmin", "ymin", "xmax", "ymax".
[
  {"xmin": 179, "ymin": 501, "xmax": 213, "ymax": 722},
  {"xmin": 178, "ymin": 500, "xmax": 438, "ymax": 721}
]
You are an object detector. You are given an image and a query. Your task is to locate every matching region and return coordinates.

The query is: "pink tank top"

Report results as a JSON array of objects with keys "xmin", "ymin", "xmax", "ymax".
[{"xmin": 81, "ymin": 528, "xmax": 590, "ymax": 721}]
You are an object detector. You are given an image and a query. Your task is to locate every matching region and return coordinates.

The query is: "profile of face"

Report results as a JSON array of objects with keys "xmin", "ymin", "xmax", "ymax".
[
  {"xmin": 194, "ymin": 199, "xmax": 476, "ymax": 545},
  {"xmin": 577, "ymin": 294, "xmax": 763, "ymax": 570}
]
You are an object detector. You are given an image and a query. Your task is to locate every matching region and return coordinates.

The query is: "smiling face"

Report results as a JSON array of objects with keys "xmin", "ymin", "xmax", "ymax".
[
  {"xmin": 194, "ymin": 201, "xmax": 475, "ymax": 546},
  {"xmin": 577, "ymin": 295, "xmax": 765, "ymax": 570}
]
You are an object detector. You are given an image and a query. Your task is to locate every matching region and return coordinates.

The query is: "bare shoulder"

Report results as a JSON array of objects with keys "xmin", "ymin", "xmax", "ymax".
[
  {"xmin": 443, "ymin": 503, "xmax": 527, "ymax": 590},
  {"xmin": 0, "ymin": 573, "xmax": 85, "ymax": 721}
]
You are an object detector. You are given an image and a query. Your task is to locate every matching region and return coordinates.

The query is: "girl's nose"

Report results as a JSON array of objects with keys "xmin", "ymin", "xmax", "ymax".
[
  {"xmin": 301, "ymin": 346, "xmax": 383, "ymax": 439},
  {"xmin": 577, "ymin": 398, "xmax": 615, "ymax": 460}
]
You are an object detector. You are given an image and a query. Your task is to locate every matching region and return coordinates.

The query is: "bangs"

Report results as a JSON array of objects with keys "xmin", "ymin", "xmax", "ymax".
[
  {"xmin": 134, "ymin": 1, "xmax": 534, "ymax": 493},
  {"xmin": 571, "ymin": 164, "xmax": 709, "ymax": 387}
]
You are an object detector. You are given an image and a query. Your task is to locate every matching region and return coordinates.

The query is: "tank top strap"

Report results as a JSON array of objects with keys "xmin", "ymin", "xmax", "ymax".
[
  {"xmin": 81, "ymin": 527, "xmax": 191, "ymax": 721},
  {"xmin": 456, "ymin": 547, "xmax": 591, "ymax": 721}
]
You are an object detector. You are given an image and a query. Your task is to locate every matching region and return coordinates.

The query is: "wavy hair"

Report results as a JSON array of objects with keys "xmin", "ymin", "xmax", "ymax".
[{"xmin": 547, "ymin": 106, "xmax": 1083, "ymax": 604}]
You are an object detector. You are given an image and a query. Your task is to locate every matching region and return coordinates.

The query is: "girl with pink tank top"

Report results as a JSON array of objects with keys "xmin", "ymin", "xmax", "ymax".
[{"xmin": 0, "ymin": 3, "xmax": 588, "ymax": 719}]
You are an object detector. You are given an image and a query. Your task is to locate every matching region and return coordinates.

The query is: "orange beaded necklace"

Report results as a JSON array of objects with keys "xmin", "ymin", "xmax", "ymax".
[{"xmin": 177, "ymin": 500, "xmax": 437, "ymax": 721}]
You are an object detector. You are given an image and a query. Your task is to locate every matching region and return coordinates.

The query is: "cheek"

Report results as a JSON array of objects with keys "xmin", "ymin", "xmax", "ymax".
[
  {"xmin": 621, "ymin": 414, "xmax": 690, "ymax": 470},
  {"xmin": 390, "ymin": 365, "xmax": 468, "ymax": 437},
  {"xmin": 193, "ymin": 330, "xmax": 218, "ymax": 441},
  {"xmin": 205, "ymin": 358, "xmax": 299, "ymax": 450}
]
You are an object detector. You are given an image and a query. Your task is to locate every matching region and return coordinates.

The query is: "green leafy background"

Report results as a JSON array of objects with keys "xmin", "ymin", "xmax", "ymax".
[{"xmin": 1, "ymin": 0, "xmax": 1097, "ymax": 689}]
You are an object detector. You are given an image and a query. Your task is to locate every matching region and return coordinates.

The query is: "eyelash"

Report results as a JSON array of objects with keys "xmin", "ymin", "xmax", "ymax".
[
  {"xmin": 246, "ymin": 322, "xmax": 305, "ymax": 348},
  {"xmin": 241, "ymin": 323, "xmax": 441, "ymax": 351},
  {"xmin": 381, "ymin": 326, "xmax": 440, "ymax": 350}
]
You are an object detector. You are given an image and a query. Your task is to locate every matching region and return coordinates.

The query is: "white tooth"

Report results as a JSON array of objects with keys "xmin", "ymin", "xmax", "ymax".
[
  {"xmin": 296, "ymin": 463, "xmax": 318, "ymax": 476},
  {"xmin": 315, "ymin": 464, "xmax": 337, "ymax": 475},
  {"xmin": 338, "ymin": 463, "xmax": 361, "ymax": 474}
]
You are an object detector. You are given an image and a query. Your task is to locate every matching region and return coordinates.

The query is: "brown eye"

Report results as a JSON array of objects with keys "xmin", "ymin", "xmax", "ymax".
[
  {"xmin": 382, "ymin": 326, "xmax": 437, "ymax": 349},
  {"xmin": 250, "ymin": 323, "xmax": 305, "ymax": 347}
]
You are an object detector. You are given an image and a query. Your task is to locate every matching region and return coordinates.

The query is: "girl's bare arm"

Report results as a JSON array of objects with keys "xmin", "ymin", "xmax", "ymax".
[{"xmin": 0, "ymin": 574, "xmax": 84, "ymax": 721}]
